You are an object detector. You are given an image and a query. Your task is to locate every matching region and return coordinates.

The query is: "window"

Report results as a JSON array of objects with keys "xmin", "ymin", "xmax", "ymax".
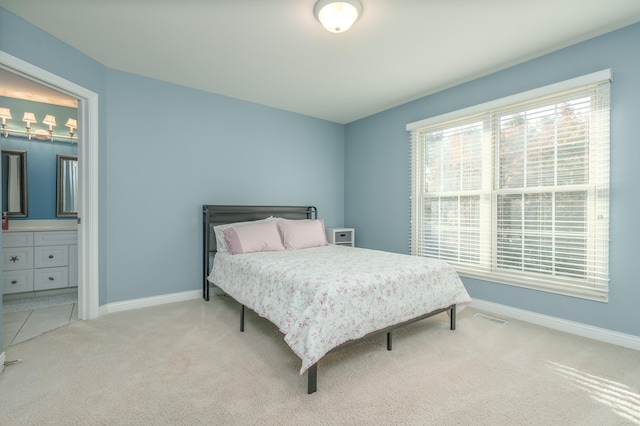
[{"xmin": 407, "ymin": 71, "xmax": 610, "ymax": 301}]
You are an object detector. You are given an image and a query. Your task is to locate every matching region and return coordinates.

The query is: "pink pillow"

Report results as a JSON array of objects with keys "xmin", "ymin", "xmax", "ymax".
[
  {"xmin": 277, "ymin": 219, "xmax": 328, "ymax": 250},
  {"xmin": 214, "ymin": 216, "xmax": 275, "ymax": 253},
  {"xmin": 223, "ymin": 221, "xmax": 285, "ymax": 255}
]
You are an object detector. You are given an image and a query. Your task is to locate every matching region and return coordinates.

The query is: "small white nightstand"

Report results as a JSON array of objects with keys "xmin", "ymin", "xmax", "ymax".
[{"xmin": 326, "ymin": 228, "xmax": 355, "ymax": 247}]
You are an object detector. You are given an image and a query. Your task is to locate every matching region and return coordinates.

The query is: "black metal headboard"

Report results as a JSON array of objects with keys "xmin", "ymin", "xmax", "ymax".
[{"xmin": 202, "ymin": 205, "xmax": 317, "ymax": 300}]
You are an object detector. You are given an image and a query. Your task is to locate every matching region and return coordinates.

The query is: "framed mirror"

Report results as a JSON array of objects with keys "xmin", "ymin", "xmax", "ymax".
[
  {"xmin": 1, "ymin": 149, "xmax": 28, "ymax": 217},
  {"xmin": 56, "ymin": 154, "xmax": 78, "ymax": 218}
]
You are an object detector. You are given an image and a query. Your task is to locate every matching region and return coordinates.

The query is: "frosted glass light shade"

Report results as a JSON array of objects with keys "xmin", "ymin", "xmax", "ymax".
[{"xmin": 314, "ymin": 0, "xmax": 362, "ymax": 33}]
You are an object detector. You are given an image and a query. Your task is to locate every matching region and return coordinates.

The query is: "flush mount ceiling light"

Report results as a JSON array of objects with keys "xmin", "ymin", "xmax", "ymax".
[{"xmin": 314, "ymin": 0, "xmax": 362, "ymax": 33}]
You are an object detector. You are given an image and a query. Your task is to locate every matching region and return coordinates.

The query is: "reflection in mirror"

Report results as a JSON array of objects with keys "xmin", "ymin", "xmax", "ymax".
[
  {"xmin": 56, "ymin": 154, "xmax": 78, "ymax": 218},
  {"xmin": 1, "ymin": 149, "xmax": 28, "ymax": 217}
]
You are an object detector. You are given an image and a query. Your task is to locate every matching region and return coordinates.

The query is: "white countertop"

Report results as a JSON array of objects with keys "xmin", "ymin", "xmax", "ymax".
[{"xmin": 3, "ymin": 219, "xmax": 78, "ymax": 232}]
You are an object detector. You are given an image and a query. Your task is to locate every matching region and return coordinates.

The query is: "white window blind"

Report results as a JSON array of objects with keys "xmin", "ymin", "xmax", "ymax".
[{"xmin": 408, "ymin": 72, "xmax": 610, "ymax": 301}]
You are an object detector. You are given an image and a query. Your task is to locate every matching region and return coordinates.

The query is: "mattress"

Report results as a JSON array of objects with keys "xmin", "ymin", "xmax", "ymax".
[{"xmin": 209, "ymin": 244, "xmax": 472, "ymax": 373}]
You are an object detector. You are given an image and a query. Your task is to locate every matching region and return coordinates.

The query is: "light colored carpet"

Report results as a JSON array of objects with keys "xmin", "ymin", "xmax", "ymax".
[{"xmin": 1, "ymin": 296, "xmax": 639, "ymax": 425}]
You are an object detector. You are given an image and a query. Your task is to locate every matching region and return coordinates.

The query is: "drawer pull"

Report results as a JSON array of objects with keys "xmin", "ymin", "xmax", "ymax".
[
  {"xmin": 11, "ymin": 280, "xmax": 17, "ymax": 285},
  {"xmin": 10, "ymin": 256, "xmax": 19, "ymax": 262},
  {"xmin": 49, "ymin": 255, "xmax": 54, "ymax": 259},
  {"xmin": 49, "ymin": 277, "xmax": 54, "ymax": 281}
]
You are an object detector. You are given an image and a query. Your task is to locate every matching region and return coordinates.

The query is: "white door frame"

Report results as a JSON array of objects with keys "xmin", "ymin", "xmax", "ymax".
[{"xmin": 0, "ymin": 51, "xmax": 99, "ymax": 320}]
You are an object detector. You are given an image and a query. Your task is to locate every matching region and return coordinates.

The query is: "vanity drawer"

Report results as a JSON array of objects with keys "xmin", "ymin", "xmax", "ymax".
[
  {"xmin": 34, "ymin": 231, "xmax": 77, "ymax": 246},
  {"xmin": 3, "ymin": 270, "xmax": 34, "ymax": 294},
  {"xmin": 3, "ymin": 247, "xmax": 34, "ymax": 270},
  {"xmin": 2, "ymin": 229, "xmax": 77, "ymax": 295},
  {"xmin": 2, "ymin": 231, "xmax": 34, "ymax": 248},
  {"xmin": 34, "ymin": 267, "xmax": 69, "ymax": 290},
  {"xmin": 34, "ymin": 245, "xmax": 69, "ymax": 268}
]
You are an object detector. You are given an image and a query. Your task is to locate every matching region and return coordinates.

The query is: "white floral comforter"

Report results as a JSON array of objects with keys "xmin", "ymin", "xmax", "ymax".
[{"xmin": 208, "ymin": 245, "xmax": 471, "ymax": 374}]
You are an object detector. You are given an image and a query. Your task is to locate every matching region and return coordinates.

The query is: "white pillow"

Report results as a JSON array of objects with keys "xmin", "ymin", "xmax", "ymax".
[
  {"xmin": 213, "ymin": 216, "xmax": 275, "ymax": 253},
  {"xmin": 277, "ymin": 219, "xmax": 328, "ymax": 250}
]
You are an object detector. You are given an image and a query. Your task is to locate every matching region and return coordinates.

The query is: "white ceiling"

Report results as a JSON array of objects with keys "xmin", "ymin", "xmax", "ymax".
[{"xmin": 2, "ymin": 0, "xmax": 640, "ymax": 123}]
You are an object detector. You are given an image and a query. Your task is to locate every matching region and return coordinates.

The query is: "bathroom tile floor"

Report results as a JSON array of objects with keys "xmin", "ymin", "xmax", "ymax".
[{"xmin": 3, "ymin": 291, "xmax": 78, "ymax": 349}]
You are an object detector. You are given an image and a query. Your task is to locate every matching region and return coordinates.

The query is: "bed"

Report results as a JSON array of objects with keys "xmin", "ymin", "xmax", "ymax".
[{"xmin": 203, "ymin": 205, "xmax": 472, "ymax": 393}]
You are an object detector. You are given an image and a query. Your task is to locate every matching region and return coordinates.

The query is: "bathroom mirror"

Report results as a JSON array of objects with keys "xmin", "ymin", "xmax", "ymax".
[
  {"xmin": 56, "ymin": 154, "xmax": 78, "ymax": 218},
  {"xmin": 1, "ymin": 149, "xmax": 28, "ymax": 217}
]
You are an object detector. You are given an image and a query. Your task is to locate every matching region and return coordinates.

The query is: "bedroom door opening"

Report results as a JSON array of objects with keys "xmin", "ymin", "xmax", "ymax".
[
  {"xmin": 0, "ymin": 51, "xmax": 100, "ymax": 324},
  {"xmin": 1, "ymin": 70, "xmax": 79, "ymax": 345}
]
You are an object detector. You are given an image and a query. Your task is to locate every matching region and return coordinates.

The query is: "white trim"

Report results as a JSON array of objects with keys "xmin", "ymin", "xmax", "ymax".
[
  {"xmin": 0, "ymin": 351, "xmax": 5, "ymax": 373},
  {"xmin": 0, "ymin": 51, "xmax": 100, "ymax": 320},
  {"xmin": 471, "ymin": 298, "xmax": 640, "ymax": 351},
  {"xmin": 407, "ymin": 69, "xmax": 612, "ymax": 131},
  {"xmin": 77, "ymin": 92, "xmax": 100, "ymax": 321},
  {"xmin": 99, "ymin": 290, "xmax": 202, "ymax": 316}
]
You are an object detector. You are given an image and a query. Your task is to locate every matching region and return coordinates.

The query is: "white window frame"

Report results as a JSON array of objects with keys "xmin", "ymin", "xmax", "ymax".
[{"xmin": 407, "ymin": 70, "xmax": 611, "ymax": 302}]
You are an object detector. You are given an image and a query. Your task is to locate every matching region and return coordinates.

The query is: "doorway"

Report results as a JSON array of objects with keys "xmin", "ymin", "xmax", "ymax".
[
  {"xmin": 0, "ymin": 51, "xmax": 99, "ymax": 326},
  {"xmin": 1, "ymin": 75, "xmax": 79, "ymax": 345}
]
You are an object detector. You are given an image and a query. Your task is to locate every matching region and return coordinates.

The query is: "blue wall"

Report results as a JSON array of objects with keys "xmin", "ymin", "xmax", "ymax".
[
  {"xmin": 104, "ymin": 69, "xmax": 344, "ymax": 302},
  {"xmin": 345, "ymin": 23, "xmax": 640, "ymax": 337}
]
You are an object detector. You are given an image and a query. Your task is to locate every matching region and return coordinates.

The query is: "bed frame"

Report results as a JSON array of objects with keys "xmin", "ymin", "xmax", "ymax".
[
  {"xmin": 203, "ymin": 205, "xmax": 318, "ymax": 301},
  {"xmin": 203, "ymin": 204, "xmax": 457, "ymax": 394}
]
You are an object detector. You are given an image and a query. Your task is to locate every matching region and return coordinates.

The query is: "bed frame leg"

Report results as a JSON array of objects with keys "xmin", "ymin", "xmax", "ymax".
[
  {"xmin": 387, "ymin": 331, "xmax": 393, "ymax": 350},
  {"xmin": 203, "ymin": 280, "xmax": 209, "ymax": 301},
  {"xmin": 240, "ymin": 305, "xmax": 245, "ymax": 332},
  {"xmin": 450, "ymin": 304, "xmax": 456, "ymax": 330},
  {"xmin": 308, "ymin": 364, "xmax": 318, "ymax": 394}
]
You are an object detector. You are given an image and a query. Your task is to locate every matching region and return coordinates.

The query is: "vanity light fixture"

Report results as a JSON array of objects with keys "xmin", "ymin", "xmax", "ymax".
[
  {"xmin": 314, "ymin": 0, "xmax": 362, "ymax": 33},
  {"xmin": 65, "ymin": 118, "xmax": 77, "ymax": 138},
  {"xmin": 22, "ymin": 112, "xmax": 37, "ymax": 140},
  {"xmin": 43, "ymin": 114, "xmax": 57, "ymax": 141},
  {"xmin": 0, "ymin": 108, "xmax": 77, "ymax": 143},
  {"xmin": 0, "ymin": 107, "xmax": 11, "ymax": 137}
]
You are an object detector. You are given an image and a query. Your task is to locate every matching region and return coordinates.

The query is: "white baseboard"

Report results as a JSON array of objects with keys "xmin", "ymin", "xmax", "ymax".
[
  {"xmin": 99, "ymin": 290, "xmax": 202, "ymax": 316},
  {"xmin": 471, "ymin": 299, "xmax": 640, "ymax": 351}
]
